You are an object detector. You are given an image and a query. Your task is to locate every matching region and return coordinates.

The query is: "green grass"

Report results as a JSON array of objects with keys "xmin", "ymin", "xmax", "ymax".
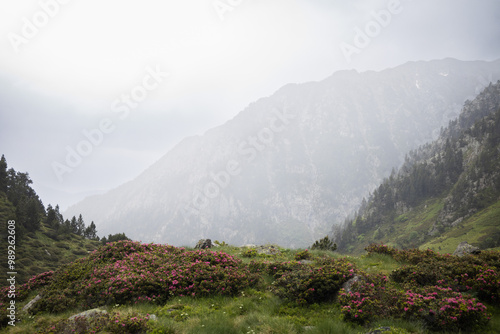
[
  {"xmin": 2, "ymin": 243, "xmax": 499, "ymax": 334},
  {"xmin": 420, "ymin": 200, "xmax": 500, "ymax": 254},
  {"xmin": 0, "ymin": 223, "xmax": 101, "ymax": 285},
  {"xmin": 347, "ymin": 195, "xmax": 500, "ymax": 256}
]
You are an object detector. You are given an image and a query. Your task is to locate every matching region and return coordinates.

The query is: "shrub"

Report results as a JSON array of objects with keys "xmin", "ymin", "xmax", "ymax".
[
  {"xmin": 338, "ymin": 274, "xmax": 395, "ymax": 325},
  {"xmin": 294, "ymin": 249, "xmax": 311, "ymax": 261},
  {"xmin": 464, "ymin": 267, "xmax": 500, "ymax": 303},
  {"xmin": 371, "ymin": 244, "xmax": 500, "ymax": 305},
  {"xmin": 339, "ymin": 277, "xmax": 491, "ymax": 332},
  {"xmin": 272, "ymin": 258, "xmax": 356, "ymax": 304},
  {"xmin": 310, "ymin": 236, "xmax": 337, "ymax": 251},
  {"xmin": 390, "ymin": 264, "xmax": 441, "ymax": 286},
  {"xmin": 72, "ymin": 249, "xmax": 88, "ymax": 256},
  {"xmin": 31, "ymin": 241, "xmax": 258, "ymax": 313},
  {"xmin": 265, "ymin": 261, "xmax": 305, "ymax": 279},
  {"xmin": 241, "ymin": 248, "xmax": 258, "ymax": 258}
]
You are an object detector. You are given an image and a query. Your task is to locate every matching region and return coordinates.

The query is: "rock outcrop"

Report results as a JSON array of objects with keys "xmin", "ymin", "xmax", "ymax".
[
  {"xmin": 453, "ymin": 241, "xmax": 480, "ymax": 257},
  {"xmin": 194, "ymin": 239, "xmax": 213, "ymax": 249}
]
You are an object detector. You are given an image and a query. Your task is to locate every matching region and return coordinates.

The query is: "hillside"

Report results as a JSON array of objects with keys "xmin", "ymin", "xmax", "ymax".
[
  {"xmin": 66, "ymin": 58, "xmax": 500, "ymax": 248},
  {"xmin": 332, "ymin": 81, "xmax": 500, "ymax": 254},
  {"xmin": 1, "ymin": 240, "xmax": 499, "ymax": 333},
  {"xmin": 0, "ymin": 156, "xmax": 122, "ymax": 285}
]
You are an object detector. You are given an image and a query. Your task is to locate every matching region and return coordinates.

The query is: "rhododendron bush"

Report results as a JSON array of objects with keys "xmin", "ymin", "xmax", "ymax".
[
  {"xmin": 366, "ymin": 244, "xmax": 500, "ymax": 304},
  {"xmin": 271, "ymin": 258, "xmax": 357, "ymax": 304},
  {"xmin": 0, "ymin": 241, "xmax": 497, "ymax": 332},
  {"xmin": 338, "ymin": 275, "xmax": 490, "ymax": 332},
  {"xmin": 30, "ymin": 241, "xmax": 258, "ymax": 313}
]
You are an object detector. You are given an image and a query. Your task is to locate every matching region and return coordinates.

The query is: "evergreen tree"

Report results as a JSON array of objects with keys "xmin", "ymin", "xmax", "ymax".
[
  {"xmin": 76, "ymin": 214, "xmax": 85, "ymax": 236},
  {"xmin": 70, "ymin": 216, "xmax": 78, "ymax": 234},
  {"xmin": 102, "ymin": 233, "xmax": 130, "ymax": 244},
  {"xmin": 84, "ymin": 221, "xmax": 98, "ymax": 240},
  {"xmin": 54, "ymin": 205, "xmax": 64, "ymax": 226},
  {"xmin": 45, "ymin": 204, "xmax": 58, "ymax": 228},
  {"xmin": 0, "ymin": 155, "xmax": 7, "ymax": 194},
  {"xmin": 24, "ymin": 198, "xmax": 41, "ymax": 230}
]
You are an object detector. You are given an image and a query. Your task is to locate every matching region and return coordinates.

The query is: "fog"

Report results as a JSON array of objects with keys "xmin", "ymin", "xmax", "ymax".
[{"xmin": 0, "ymin": 0, "xmax": 499, "ymax": 209}]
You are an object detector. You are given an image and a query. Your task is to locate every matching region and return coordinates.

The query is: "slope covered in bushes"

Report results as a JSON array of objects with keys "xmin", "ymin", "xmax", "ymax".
[{"xmin": 1, "ymin": 241, "xmax": 499, "ymax": 333}]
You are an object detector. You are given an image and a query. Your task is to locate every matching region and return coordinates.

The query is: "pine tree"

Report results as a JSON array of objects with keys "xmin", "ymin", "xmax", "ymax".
[
  {"xmin": 0, "ymin": 155, "xmax": 7, "ymax": 194},
  {"xmin": 76, "ymin": 214, "xmax": 85, "ymax": 236},
  {"xmin": 310, "ymin": 235, "xmax": 337, "ymax": 251},
  {"xmin": 85, "ymin": 221, "xmax": 98, "ymax": 240},
  {"xmin": 45, "ymin": 204, "xmax": 57, "ymax": 227},
  {"xmin": 70, "ymin": 216, "xmax": 78, "ymax": 234}
]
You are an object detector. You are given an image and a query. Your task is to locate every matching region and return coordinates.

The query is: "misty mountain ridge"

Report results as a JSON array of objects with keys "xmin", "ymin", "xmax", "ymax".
[
  {"xmin": 332, "ymin": 80, "xmax": 500, "ymax": 254},
  {"xmin": 65, "ymin": 58, "xmax": 500, "ymax": 248}
]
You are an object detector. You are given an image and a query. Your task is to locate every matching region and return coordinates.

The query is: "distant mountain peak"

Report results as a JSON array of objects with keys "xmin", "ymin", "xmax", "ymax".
[{"xmin": 66, "ymin": 59, "xmax": 500, "ymax": 248}]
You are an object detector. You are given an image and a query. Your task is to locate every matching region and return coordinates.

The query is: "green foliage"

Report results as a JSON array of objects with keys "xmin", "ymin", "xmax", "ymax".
[
  {"xmin": 310, "ymin": 236, "xmax": 337, "ymax": 251},
  {"xmin": 272, "ymin": 258, "xmax": 356, "ymax": 304},
  {"xmin": 241, "ymin": 248, "xmax": 258, "ymax": 258},
  {"xmin": 339, "ymin": 279, "xmax": 490, "ymax": 332},
  {"xmin": 367, "ymin": 244, "xmax": 500, "ymax": 305},
  {"xmin": 28, "ymin": 241, "xmax": 258, "ymax": 314},
  {"xmin": 101, "ymin": 232, "xmax": 130, "ymax": 245},
  {"xmin": 334, "ymin": 84, "xmax": 500, "ymax": 254},
  {"xmin": 214, "ymin": 240, "xmax": 228, "ymax": 247},
  {"xmin": 2, "ymin": 242, "xmax": 499, "ymax": 333},
  {"xmin": 293, "ymin": 249, "xmax": 311, "ymax": 261}
]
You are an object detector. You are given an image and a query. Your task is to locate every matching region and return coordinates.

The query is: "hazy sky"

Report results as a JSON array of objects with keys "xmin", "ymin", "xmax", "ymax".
[{"xmin": 0, "ymin": 0, "xmax": 499, "ymax": 211}]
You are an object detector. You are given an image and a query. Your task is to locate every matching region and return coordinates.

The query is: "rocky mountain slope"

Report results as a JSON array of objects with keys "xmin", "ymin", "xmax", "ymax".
[
  {"xmin": 332, "ymin": 81, "xmax": 500, "ymax": 254},
  {"xmin": 66, "ymin": 58, "xmax": 500, "ymax": 247}
]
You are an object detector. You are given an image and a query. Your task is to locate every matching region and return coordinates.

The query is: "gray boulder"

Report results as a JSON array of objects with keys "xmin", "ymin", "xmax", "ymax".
[
  {"xmin": 22, "ymin": 294, "xmax": 41, "ymax": 312},
  {"xmin": 453, "ymin": 241, "xmax": 480, "ymax": 257},
  {"xmin": 195, "ymin": 239, "xmax": 213, "ymax": 249},
  {"xmin": 68, "ymin": 308, "xmax": 107, "ymax": 320},
  {"xmin": 341, "ymin": 275, "xmax": 364, "ymax": 294},
  {"xmin": 256, "ymin": 244, "xmax": 280, "ymax": 255}
]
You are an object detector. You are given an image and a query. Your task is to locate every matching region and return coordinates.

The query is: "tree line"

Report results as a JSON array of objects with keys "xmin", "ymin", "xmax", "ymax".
[{"xmin": 0, "ymin": 154, "xmax": 128, "ymax": 244}]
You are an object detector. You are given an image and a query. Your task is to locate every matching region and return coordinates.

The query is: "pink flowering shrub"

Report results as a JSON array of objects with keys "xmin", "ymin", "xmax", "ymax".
[
  {"xmin": 31, "ymin": 241, "xmax": 258, "ymax": 313},
  {"xmin": 368, "ymin": 243, "xmax": 500, "ymax": 305},
  {"xmin": 339, "ymin": 275, "xmax": 490, "ymax": 332},
  {"xmin": 338, "ymin": 274, "xmax": 397, "ymax": 324},
  {"xmin": 272, "ymin": 258, "xmax": 356, "ymax": 304},
  {"xmin": 294, "ymin": 249, "xmax": 311, "ymax": 261},
  {"xmin": 463, "ymin": 267, "xmax": 500, "ymax": 303},
  {"xmin": 0, "ymin": 271, "xmax": 54, "ymax": 326}
]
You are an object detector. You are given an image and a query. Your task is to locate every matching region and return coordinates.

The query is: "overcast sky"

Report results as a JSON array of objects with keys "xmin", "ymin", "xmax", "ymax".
[{"xmin": 0, "ymin": 0, "xmax": 499, "ymax": 211}]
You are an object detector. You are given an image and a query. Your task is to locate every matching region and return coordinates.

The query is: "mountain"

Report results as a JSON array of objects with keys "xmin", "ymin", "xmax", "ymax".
[
  {"xmin": 332, "ymin": 81, "xmax": 500, "ymax": 254},
  {"xmin": 66, "ymin": 58, "xmax": 500, "ymax": 248}
]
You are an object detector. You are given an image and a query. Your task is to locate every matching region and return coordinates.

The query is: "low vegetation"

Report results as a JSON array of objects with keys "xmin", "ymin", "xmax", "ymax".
[{"xmin": 1, "ymin": 240, "xmax": 499, "ymax": 333}]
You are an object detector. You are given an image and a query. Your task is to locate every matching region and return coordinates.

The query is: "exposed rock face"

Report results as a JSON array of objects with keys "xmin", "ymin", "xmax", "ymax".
[
  {"xmin": 68, "ymin": 308, "xmax": 107, "ymax": 320},
  {"xmin": 453, "ymin": 241, "xmax": 480, "ymax": 257},
  {"xmin": 194, "ymin": 239, "xmax": 213, "ymax": 249},
  {"xmin": 341, "ymin": 275, "xmax": 364, "ymax": 294},
  {"xmin": 66, "ymin": 59, "xmax": 500, "ymax": 248},
  {"xmin": 256, "ymin": 245, "xmax": 280, "ymax": 255},
  {"xmin": 22, "ymin": 294, "xmax": 41, "ymax": 312}
]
